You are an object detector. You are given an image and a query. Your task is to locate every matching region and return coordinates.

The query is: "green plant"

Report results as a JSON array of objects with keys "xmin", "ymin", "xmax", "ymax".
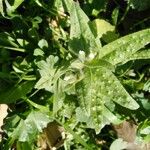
[{"xmin": 0, "ymin": 0, "xmax": 150, "ymax": 149}]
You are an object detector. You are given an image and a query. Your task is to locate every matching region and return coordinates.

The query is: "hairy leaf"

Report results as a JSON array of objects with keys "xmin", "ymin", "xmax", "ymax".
[
  {"xmin": 62, "ymin": 0, "xmax": 72, "ymax": 12},
  {"xmin": 8, "ymin": 111, "xmax": 52, "ymax": 146},
  {"xmin": 76, "ymin": 66, "xmax": 139, "ymax": 133},
  {"xmin": 99, "ymin": 28, "xmax": 150, "ymax": 65},
  {"xmin": 123, "ymin": 49, "xmax": 150, "ymax": 63},
  {"xmin": 53, "ymin": 79, "xmax": 66, "ymax": 114},
  {"xmin": 35, "ymin": 55, "xmax": 67, "ymax": 113},
  {"xmin": 69, "ymin": 2, "xmax": 101, "ymax": 55},
  {"xmin": 35, "ymin": 55, "xmax": 59, "ymax": 92}
]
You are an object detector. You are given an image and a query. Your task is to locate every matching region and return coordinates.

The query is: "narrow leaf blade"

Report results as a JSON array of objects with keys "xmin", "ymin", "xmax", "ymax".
[{"xmin": 99, "ymin": 28, "xmax": 150, "ymax": 65}]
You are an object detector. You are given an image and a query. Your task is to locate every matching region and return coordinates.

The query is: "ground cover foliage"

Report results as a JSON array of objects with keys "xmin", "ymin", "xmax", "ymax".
[{"xmin": 0, "ymin": 0, "xmax": 150, "ymax": 149}]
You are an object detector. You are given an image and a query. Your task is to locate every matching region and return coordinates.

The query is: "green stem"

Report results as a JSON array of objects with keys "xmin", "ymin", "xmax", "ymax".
[
  {"xmin": 25, "ymin": 98, "xmax": 49, "ymax": 112},
  {"xmin": 0, "ymin": 46, "xmax": 26, "ymax": 52}
]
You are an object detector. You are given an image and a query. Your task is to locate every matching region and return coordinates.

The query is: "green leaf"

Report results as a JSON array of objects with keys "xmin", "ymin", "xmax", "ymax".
[
  {"xmin": 86, "ymin": 59, "xmax": 115, "ymax": 71},
  {"xmin": 35, "ymin": 55, "xmax": 67, "ymax": 93},
  {"xmin": 143, "ymin": 80, "xmax": 150, "ymax": 92},
  {"xmin": 138, "ymin": 119, "xmax": 150, "ymax": 142},
  {"xmin": 102, "ymin": 106, "xmax": 122, "ymax": 125},
  {"xmin": 10, "ymin": 0, "xmax": 23, "ymax": 10},
  {"xmin": 0, "ymin": 0, "xmax": 4, "ymax": 16},
  {"xmin": 69, "ymin": 2, "xmax": 101, "ymax": 55},
  {"xmin": 112, "ymin": 7, "xmax": 119, "ymax": 25},
  {"xmin": 17, "ymin": 39, "xmax": 29, "ymax": 47},
  {"xmin": 0, "ymin": 33, "xmax": 26, "ymax": 52},
  {"xmin": 35, "ymin": 55, "xmax": 67, "ymax": 113},
  {"xmin": 76, "ymin": 105, "xmax": 121, "ymax": 133},
  {"xmin": 76, "ymin": 66, "xmax": 139, "ymax": 133},
  {"xmin": 32, "ymin": 16, "xmax": 42, "ymax": 29},
  {"xmin": 9, "ymin": 111, "xmax": 52, "ymax": 146},
  {"xmin": 0, "ymin": 32, "xmax": 19, "ymax": 47},
  {"xmin": 58, "ymin": 120, "xmax": 92, "ymax": 150},
  {"xmin": 38, "ymin": 39, "xmax": 48, "ymax": 49},
  {"xmin": 102, "ymin": 31, "xmax": 119, "ymax": 43},
  {"xmin": 62, "ymin": 0, "xmax": 72, "ymax": 12},
  {"xmin": 53, "ymin": 79, "xmax": 66, "ymax": 114},
  {"xmin": 91, "ymin": 19, "xmax": 115, "ymax": 38},
  {"xmin": 140, "ymin": 127, "xmax": 150, "ymax": 135},
  {"xmin": 16, "ymin": 142, "xmax": 32, "ymax": 150},
  {"xmin": 5, "ymin": 0, "xmax": 24, "ymax": 15},
  {"xmin": 123, "ymin": 49, "xmax": 150, "ymax": 64},
  {"xmin": 0, "ymin": 81, "xmax": 35, "ymax": 104},
  {"xmin": 33, "ymin": 48, "xmax": 44, "ymax": 56},
  {"xmin": 3, "ymin": 114, "xmax": 21, "ymax": 137},
  {"xmin": 35, "ymin": 55, "xmax": 59, "ymax": 92},
  {"xmin": 91, "ymin": 19, "xmax": 119, "ymax": 43},
  {"xmin": 25, "ymin": 98, "xmax": 49, "ymax": 112},
  {"xmin": 99, "ymin": 28, "xmax": 150, "ymax": 65}
]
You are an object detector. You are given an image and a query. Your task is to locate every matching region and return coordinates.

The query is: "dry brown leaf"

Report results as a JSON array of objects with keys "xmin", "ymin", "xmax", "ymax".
[
  {"xmin": 113, "ymin": 121, "xmax": 150, "ymax": 150},
  {"xmin": 0, "ymin": 104, "xmax": 8, "ymax": 132},
  {"xmin": 113, "ymin": 120, "xmax": 137, "ymax": 143},
  {"xmin": 44, "ymin": 122, "xmax": 65, "ymax": 150},
  {"xmin": 37, "ymin": 121, "xmax": 65, "ymax": 150},
  {"xmin": 0, "ymin": 104, "xmax": 8, "ymax": 141}
]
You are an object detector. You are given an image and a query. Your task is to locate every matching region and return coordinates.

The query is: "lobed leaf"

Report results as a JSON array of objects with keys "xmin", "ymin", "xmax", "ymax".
[
  {"xmin": 35, "ymin": 55, "xmax": 67, "ymax": 113},
  {"xmin": 76, "ymin": 66, "xmax": 139, "ymax": 133},
  {"xmin": 35, "ymin": 55, "xmax": 59, "ymax": 92},
  {"xmin": 9, "ymin": 111, "xmax": 52, "ymax": 145}
]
